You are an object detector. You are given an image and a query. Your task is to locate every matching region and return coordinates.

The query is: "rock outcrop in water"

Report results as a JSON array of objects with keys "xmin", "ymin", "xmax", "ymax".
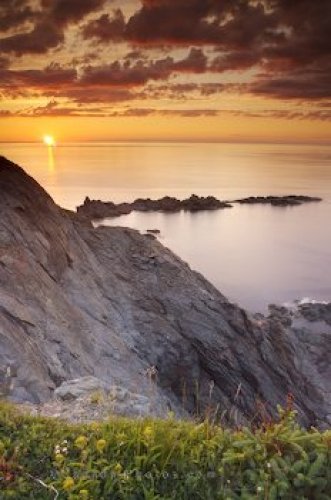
[
  {"xmin": 77, "ymin": 194, "xmax": 232, "ymax": 220},
  {"xmin": 77, "ymin": 194, "xmax": 321, "ymax": 220},
  {"xmin": 0, "ymin": 156, "xmax": 330, "ymax": 427},
  {"xmin": 236, "ymin": 195, "xmax": 322, "ymax": 206}
]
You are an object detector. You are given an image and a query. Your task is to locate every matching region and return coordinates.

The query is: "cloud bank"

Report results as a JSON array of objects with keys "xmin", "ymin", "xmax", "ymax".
[{"xmin": 0, "ymin": 0, "xmax": 330, "ymax": 118}]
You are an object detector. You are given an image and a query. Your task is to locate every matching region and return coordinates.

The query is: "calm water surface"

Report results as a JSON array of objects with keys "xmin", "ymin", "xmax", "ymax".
[{"xmin": 1, "ymin": 142, "xmax": 331, "ymax": 311}]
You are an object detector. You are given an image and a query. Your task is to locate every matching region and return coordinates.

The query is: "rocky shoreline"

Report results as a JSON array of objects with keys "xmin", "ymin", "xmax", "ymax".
[
  {"xmin": 236, "ymin": 194, "xmax": 322, "ymax": 206},
  {"xmin": 0, "ymin": 156, "xmax": 330, "ymax": 428},
  {"xmin": 77, "ymin": 193, "xmax": 322, "ymax": 220},
  {"xmin": 77, "ymin": 194, "xmax": 232, "ymax": 220}
]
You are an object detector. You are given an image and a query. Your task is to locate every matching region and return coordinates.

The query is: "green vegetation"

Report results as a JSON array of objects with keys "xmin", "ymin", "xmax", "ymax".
[{"xmin": 0, "ymin": 401, "xmax": 330, "ymax": 499}]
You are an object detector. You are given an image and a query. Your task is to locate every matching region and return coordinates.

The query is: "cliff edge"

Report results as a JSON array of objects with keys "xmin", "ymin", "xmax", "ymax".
[{"xmin": 0, "ymin": 156, "xmax": 330, "ymax": 427}]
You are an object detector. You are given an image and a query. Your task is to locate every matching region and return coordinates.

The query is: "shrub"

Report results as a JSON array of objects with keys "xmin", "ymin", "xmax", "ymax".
[{"xmin": 0, "ymin": 401, "xmax": 330, "ymax": 499}]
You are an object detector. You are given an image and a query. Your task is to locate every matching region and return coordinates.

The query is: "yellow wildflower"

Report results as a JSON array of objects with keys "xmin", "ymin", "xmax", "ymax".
[
  {"xmin": 114, "ymin": 463, "xmax": 122, "ymax": 474},
  {"xmin": 90, "ymin": 422, "xmax": 100, "ymax": 431},
  {"xmin": 75, "ymin": 435, "xmax": 88, "ymax": 449},
  {"xmin": 63, "ymin": 476, "xmax": 75, "ymax": 490},
  {"xmin": 96, "ymin": 439, "xmax": 107, "ymax": 452},
  {"xmin": 55, "ymin": 453, "xmax": 64, "ymax": 464},
  {"xmin": 143, "ymin": 426, "xmax": 154, "ymax": 440},
  {"xmin": 79, "ymin": 490, "xmax": 89, "ymax": 499}
]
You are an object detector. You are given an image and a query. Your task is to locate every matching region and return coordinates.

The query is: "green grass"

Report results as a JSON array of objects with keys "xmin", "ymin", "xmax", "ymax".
[{"xmin": 0, "ymin": 401, "xmax": 330, "ymax": 499}]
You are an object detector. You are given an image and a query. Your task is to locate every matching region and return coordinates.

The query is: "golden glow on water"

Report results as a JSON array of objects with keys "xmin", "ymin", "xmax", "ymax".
[
  {"xmin": 0, "ymin": 141, "xmax": 330, "ymax": 310},
  {"xmin": 1, "ymin": 142, "xmax": 330, "ymax": 208},
  {"xmin": 47, "ymin": 145, "xmax": 55, "ymax": 173}
]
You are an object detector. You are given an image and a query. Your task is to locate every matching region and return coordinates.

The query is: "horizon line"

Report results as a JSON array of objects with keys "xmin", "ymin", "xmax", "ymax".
[{"xmin": 1, "ymin": 139, "xmax": 331, "ymax": 146}]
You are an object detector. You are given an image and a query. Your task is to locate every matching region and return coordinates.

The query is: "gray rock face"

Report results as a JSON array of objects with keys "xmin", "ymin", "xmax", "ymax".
[
  {"xmin": 39, "ymin": 376, "xmax": 164, "ymax": 421},
  {"xmin": 0, "ymin": 156, "xmax": 330, "ymax": 427},
  {"xmin": 23, "ymin": 384, "xmax": 166, "ymax": 423},
  {"xmin": 54, "ymin": 376, "xmax": 109, "ymax": 401}
]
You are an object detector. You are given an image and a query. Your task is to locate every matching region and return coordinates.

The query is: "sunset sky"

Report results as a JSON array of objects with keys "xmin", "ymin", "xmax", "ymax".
[{"xmin": 0, "ymin": 0, "xmax": 330, "ymax": 143}]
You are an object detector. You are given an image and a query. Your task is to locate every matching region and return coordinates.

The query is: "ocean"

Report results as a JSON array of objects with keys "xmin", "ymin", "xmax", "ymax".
[{"xmin": 1, "ymin": 141, "xmax": 331, "ymax": 311}]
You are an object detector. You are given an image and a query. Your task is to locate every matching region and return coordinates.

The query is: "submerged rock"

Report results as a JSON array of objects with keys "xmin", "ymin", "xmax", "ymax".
[{"xmin": 0, "ymin": 156, "xmax": 330, "ymax": 427}]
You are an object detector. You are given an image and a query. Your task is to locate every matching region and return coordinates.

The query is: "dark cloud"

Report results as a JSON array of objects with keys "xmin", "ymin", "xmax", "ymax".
[
  {"xmin": 83, "ymin": 0, "xmax": 275, "ymax": 48},
  {"xmin": 2, "ymin": 103, "xmax": 330, "ymax": 121},
  {"xmin": 263, "ymin": 0, "xmax": 331, "ymax": 67},
  {"xmin": 29, "ymin": 98, "xmax": 59, "ymax": 115},
  {"xmin": 173, "ymin": 48, "xmax": 207, "ymax": 73},
  {"xmin": 1, "ymin": 101, "xmax": 222, "ymax": 118},
  {"xmin": 252, "ymin": 66, "xmax": 331, "ymax": 100},
  {"xmin": 80, "ymin": 0, "xmax": 331, "ymax": 71},
  {"xmin": 80, "ymin": 0, "xmax": 331, "ymax": 102},
  {"xmin": 40, "ymin": 0, "xmax": 106, "ymax": 26},
  {"xmin": 0, "ymin": 63, "xmax": 77, "ymax": 97},
  {"xmin": 125, "ymin": 1, "xmax": 235, "ymax": 46},
  {"xmin": 0, "ymin": 21, "xmax": 64, "ymax": 55},
  {"xmin": 81, "ymin": 49, "xmax": 209, "ymax": 87},
  {"xmin": 0, "ymin": 0, "xmax": 39, "ymax": 32},
  {"xmin": 24, "ymin": 100, "xmax": 115, "ymax": 117},
  {"xmin": 0, "ymin": 49, "xmax": 211, "ymax": 105},
  {"xmin": 250, "ymin": 0, "xmax": 331, "ymax": 100},
  {"xmin": 211, "ymin": 51, "xmax": 261, "ymax": 72},
  {"xmin": 146, "ymin": 83, "xmax": 198, "ymax": 99},
  {"xmin": 144, "ymin": 82, "xmax": 226, "ymax": 100},
  {"xmin": 0, "ymin": 55, "xmax": 9, "ymax": 69},
  {"xmin": 1, "ymin": 0, "xmax": 330, "ymax": 116},
  {"xmin": 82, "ymin": 10, "xmax": 126, "ymax": 42},
  {"xmin": 0, "ymin": 0, "xmax": 106, "ymax": 55},
  {"xmin": 52, "ymin": 87, "xmax": 137, "ymax": 104},
  {"xmin": 124, "ymin": 50, "xmax": 146, "ymax": 60},
  {"xmin": 81, "ymin": 59, "xmax": 170, "ymax": 87}
]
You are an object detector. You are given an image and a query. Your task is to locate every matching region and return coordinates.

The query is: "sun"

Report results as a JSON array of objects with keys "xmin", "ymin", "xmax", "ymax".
[{"xmin": 43, "ymin": 135, "xmax": 55, "ymax": 146}]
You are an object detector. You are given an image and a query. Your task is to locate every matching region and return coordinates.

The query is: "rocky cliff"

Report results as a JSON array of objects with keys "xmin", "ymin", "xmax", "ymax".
[{"xmin": 0, "ymin": 156, "xmax": 330, "ymax": 427}]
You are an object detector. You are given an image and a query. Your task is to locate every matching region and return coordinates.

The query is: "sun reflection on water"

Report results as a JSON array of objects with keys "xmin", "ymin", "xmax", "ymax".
[{"xmin": 47, "ymin": 145, "xmax": 55, "ymax": 173}]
